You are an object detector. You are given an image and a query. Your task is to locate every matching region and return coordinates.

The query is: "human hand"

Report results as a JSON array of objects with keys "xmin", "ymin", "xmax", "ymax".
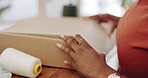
[
  {"xmin": 85, "ymin": 14, "xmax": 120, "ymax": 35},
  {"xmin": 56, "ymin": 34, "xmax": 115, "ymax": 78}
]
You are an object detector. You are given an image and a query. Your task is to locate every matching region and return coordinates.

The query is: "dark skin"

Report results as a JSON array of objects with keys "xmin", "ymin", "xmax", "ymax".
[{"xmin": 56, "ymin": 14, "xmax": 128, "ymax": 78}]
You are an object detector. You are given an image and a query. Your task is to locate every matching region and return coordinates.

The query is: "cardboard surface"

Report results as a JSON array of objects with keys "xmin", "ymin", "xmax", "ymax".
[
  {"xmin": 0, "ymin": 17, "xmax": 108, "ymax": 68},
  {"xmin": 1, "ymin": 17, "xmax": 90, "ymax": 35}
]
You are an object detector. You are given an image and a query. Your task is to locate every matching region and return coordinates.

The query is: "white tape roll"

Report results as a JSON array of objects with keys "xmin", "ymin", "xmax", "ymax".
[{"xmin": 0, "ymin": 48, "xmax": 42, "ymax": 77}]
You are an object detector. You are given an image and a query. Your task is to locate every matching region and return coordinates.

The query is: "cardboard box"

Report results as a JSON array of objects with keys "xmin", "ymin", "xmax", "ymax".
[
  {"xmin": 0, "ymin": 17, "xmax": 108, "ymax": 68},
  {"xmin": 1, "ymin": 17, "xmax": 90, "ymax": 35}
]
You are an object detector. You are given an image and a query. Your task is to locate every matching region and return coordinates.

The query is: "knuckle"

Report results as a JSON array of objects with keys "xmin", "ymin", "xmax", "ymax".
[
  {"xmin": 73, "ymin": 55, "xmax": 79, "ymax": 61},
  {"xmin": 75, "ymin": 34, "xmax": 80, "ymax": 38},
  {"xmin": 67, "ymin": 38, "xmax": 74, "ymax": 45},
  {"xmin": 64, "ymin": 48, "xmax": 71, "ymax": 53},
  {"xmin": 69, "ymin": 51, "xmax": 74, "ymax": 56},
  {"xmin": 76, "ymin": 47, "xmax": 83, "ymax": 52},
  {"xmin": 61, "ymin": 45, "xmax": 65, "ymax": 50},
  {"xmin": 71, "ymin": 62, "xmax": 77, "ymax": 67},
  {"xmin": 71, "ymin": 42, "xmax": 77, "ymax": 46},
  {"xmin": 63, "ymin": 36, "xmax": 68, "ymax": 40},
  {"xmin": 67, "ymin": 62, "xmax": 72, "ymax": 66}
]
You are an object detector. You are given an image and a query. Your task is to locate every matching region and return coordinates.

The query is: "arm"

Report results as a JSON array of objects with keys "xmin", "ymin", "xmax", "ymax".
[{"xmin": 56, "ymin": 34, "xmax": 128, "ymax": 78}]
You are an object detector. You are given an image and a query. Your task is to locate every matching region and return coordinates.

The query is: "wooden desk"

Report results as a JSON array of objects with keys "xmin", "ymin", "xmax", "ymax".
[{"xmin": 12, "ymin": 66, "xmax": 83, "ymax": 78}]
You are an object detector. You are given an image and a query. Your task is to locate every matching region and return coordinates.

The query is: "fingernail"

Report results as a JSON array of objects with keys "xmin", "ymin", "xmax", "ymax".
[
  {"xmin": 56, "ymin": 43, "xmax": 62, "ymax": 48},
  {"xmin": 102, "ymin": 52, "xmax": 105, "ymax": 54},
  {"xmin": 64, "ymin": 60, "xmax": 68, "ymax": 64},
  {"xmin": 60, "ymin": 35, "xmax": 65, "ymax": 39},
  {"xmin": 61, "ymin": 35, "xmax": 67, "ymax": 40}
]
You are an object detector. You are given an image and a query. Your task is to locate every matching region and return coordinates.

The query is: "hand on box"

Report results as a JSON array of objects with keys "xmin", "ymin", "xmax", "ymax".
[{"xmin": 56, "ymin": 34, "xmax": 115, "ymax": 78}]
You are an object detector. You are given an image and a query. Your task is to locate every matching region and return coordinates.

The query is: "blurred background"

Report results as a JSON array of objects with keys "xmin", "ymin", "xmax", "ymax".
[{"xmin": 0, "ymin": 0, "xmax": 136, "ymax": 23}]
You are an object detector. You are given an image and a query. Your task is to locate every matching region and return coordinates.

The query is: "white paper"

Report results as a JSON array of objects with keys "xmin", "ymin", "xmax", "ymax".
[{"xmin": 80, "ymin": 22, "xmax": 108, "ymax": 52}]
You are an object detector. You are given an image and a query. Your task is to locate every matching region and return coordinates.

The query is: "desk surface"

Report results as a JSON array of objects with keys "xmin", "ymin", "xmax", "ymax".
[{"xmin": 12, "ymin": 66, "xmax": 83, "ymax": 78}]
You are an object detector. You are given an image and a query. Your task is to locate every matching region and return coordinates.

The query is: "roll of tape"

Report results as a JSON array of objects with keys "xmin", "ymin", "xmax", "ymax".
[{"xmin": 0, "ymin": 48, "xmax": 42, "ymax": 77}]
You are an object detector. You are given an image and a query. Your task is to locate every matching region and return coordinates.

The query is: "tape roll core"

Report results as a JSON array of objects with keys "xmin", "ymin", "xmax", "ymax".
[{"xmin": 33, "ymin": 64, "xmax": 42, "ymax": 75}]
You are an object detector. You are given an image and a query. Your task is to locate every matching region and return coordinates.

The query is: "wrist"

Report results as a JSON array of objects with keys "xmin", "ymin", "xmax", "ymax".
[
  {"xmin": 87, "ymin": 64, "xmax": 116, "ymax": 78},
  {"xmin": 100, "ymin": 65, "xmax": 116, "ymax": 78}
]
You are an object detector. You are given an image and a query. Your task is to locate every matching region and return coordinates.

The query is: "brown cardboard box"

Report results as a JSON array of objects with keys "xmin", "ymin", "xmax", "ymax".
[{"xmin": 0, "ymin": 17, "xmax": 108, "ymax": 68}]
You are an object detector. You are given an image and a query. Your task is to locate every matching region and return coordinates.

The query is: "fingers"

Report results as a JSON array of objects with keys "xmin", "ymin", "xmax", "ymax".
[
  {"xmin": 84, "ymin": 15, "xmax": 101, "ymax": 23},
  {"xmin": 64, "ymin": 60, "xmax": 76, "ymax": 68},
  {"xmin": 62, "ymin": 36, "xmax": 80, "ymax": 51},
  {"xmin": 61, "ymin": 34, "xmax": 91, "ymax": 49},
  {"xmin": 75, "ymin": 34, "xmax": 91, "ymax": 48},
  {"xmin": 56, "ymin": 43, "xmax": 75, "ymax": 58},
  {"xmin": 64, "ymin": 60, "xmax": 73, "ymax": 66},
  {"xmin": 56, "ymin": 43, "xmax": 78, "ymax": 67},
  {"xmin": 89, "ymin": 15, "xmax": 101, "ymax": 23}
]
